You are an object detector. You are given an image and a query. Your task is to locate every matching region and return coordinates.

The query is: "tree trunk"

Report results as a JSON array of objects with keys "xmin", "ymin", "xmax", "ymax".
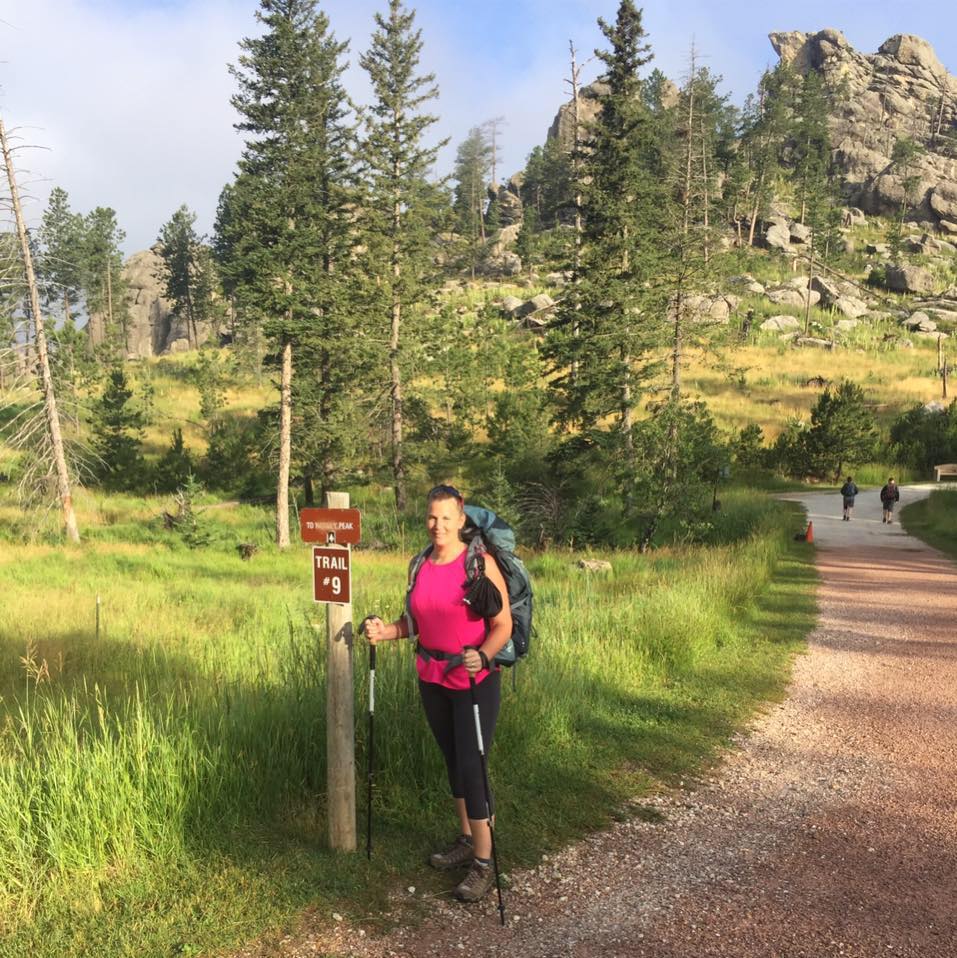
[
  {"xmin": 621, "ymin": 346, "xmax": 635, "ymax": 467},
  {"xmin": 184, "ymin": 282, "xmax": 195, "ymax": 350},
  {"xmin": 747, "ymin": 177, "xmax": 763, "ymax": 248},
  {"xmin": 390, "ymin": 193, "xmax": 405, "ymax": 512},
  {"xmin": 700, "ymin": 119, "xmax": 711, "ymax": 266},
  {"xmin": 569, "ymin": 41, "xmax": 584, "ymax": 385},
  {"xmin": 803, "ymin": 236, "xmax": 815, "ymax": 336},
  {"xmin": 1, "ymin": 115, "xmax": 80, "ymax": 543},
  {"xmin": 106, "ymin": 262, "xmax": 115, "ymax": 347},
  {"xmin": 276, "ymin": 336, "xmax": 292, "ymax": 549}
]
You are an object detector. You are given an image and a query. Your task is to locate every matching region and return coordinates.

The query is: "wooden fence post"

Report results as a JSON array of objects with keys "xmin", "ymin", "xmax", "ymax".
[{"xmin": 325, "ymin": 490, "xmax": 356, "ymax": 851}]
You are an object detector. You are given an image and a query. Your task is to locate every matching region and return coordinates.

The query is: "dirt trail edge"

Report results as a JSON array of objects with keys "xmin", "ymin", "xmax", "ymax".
[{"xmin": 239, "ymin": 484, "xmax": 957, "ymax": 958}]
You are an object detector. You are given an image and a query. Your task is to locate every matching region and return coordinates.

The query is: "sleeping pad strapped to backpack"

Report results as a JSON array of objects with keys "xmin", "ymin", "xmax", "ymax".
[{"xmin": 405, "ymin": 505, "xmax": 532, "ymax": 667}]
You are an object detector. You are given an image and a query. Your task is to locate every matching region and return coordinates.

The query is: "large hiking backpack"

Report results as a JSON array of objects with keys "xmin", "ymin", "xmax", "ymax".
[{"xmin": 405, "ymin": 504, "xmax": 533, "ymax": 667}]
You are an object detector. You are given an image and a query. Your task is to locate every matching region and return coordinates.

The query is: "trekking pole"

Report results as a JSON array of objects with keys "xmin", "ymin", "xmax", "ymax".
[
  {"xmin": 469, "ymin": 675, "xmax": 506, "ymax": 926},
  {"xmin": 359, "ymin": 617, "xmax": 376, "ymax": 860}
]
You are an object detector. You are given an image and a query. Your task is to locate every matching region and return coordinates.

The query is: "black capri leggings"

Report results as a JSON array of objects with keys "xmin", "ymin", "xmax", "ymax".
[{"xmin": 418, "ymin": 670, "xmax": 501, "ymax": 820}]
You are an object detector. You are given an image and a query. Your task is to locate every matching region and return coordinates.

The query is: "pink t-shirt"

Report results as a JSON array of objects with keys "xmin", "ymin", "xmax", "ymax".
[{"xmin": 410, "ymin": 549, "xmax": 491, "ymax": 690}]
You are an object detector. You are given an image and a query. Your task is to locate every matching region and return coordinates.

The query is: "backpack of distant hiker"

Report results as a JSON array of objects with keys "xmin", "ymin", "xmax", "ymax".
[{"xmin": 405, "ymin": 505, "xmax": 533, "ymax": 668}]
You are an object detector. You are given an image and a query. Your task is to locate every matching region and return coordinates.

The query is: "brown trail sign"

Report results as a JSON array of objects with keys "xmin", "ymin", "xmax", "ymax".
[
  {"xmin": 313, "ymin": 545, "xmax": 351, "ymax": 604},
  {"xmin": 300, "ymin": 507, "xmax": 361, "ymax": 544}
]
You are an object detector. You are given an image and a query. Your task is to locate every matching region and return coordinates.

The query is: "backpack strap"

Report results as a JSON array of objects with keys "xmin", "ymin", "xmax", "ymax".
[{"xmin": 404, "ymin": 546, "xmax": 432, "ymax": 639}]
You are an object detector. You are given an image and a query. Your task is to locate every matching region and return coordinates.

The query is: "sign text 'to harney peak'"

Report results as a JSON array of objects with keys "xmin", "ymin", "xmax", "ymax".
[{"xmin": 299, "ymin": 507, "xmax": 361, "ymax": 545}]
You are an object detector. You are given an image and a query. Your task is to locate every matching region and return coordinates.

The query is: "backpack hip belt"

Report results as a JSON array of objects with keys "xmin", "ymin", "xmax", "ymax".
[{"xmin": 415, "ymin": 641, "xmax": 480, "ymax": 677}]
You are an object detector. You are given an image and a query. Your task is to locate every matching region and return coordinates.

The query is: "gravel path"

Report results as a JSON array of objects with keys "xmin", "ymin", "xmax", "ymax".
[{"xmin": 237, "ymin": 485, "xmax": 957, "ymax": 958}]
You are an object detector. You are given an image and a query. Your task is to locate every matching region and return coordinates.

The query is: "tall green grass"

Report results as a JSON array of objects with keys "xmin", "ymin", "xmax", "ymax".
[
  {"xmin": 901, "ymin": 488, "xmax": 957, "ymax": 556},
  {"xmin": 0, "ymin": 490, "xmax": 815, "ymax": 957}
]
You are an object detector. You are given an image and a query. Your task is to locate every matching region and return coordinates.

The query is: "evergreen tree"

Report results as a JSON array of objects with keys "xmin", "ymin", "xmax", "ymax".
[
  {"xmin": 452, "ymin": 126, "xmax": 493, "ymax": 276},
  {"xmin": 81, "ymin": 207, "xmax": 130, "ymax": 357},
  {"xmin": 358, "ymin": 0, "xmax": 445, "ymax": 510},
  {"xmin": 520, "ymin": 137, "xmax": 572, "ymax": 230},
  {"xmin": 545, "ymin": 0, "xmax": 665, "ymax": 471},
  {"xmin": 154, "ymin": 427, "xmax": 196, "ymax": 493},
  {"xmin": 90, "ymin": 366, "xmax": 145, "ymax": 490},
  {"xmin": 888, "ymin": 136, "xmax": 925, "ymax": 264},
  {"xmin": 157, "ymin": 204, "xmax": 217, "ymax": 349},
  {"xmin": 661, "ymin": 51, "xmax": 730, "ymax": 403},
  {"xmin": 36, "ymin": 187, "xmax": 84, "ymax": 325},
  {"xmin": 741, "ymin": 64, "xmax": 796, "ymax": 246},
  {"xmin": 226, "ymin": 0, "xmax": 356, "ymax": 547},
  {"xmin": 214, "ymin": 181, "xmax": 264, "ymax": 379},
  {"xmin": 791, "ymin": 70, "xmax": 842, "ymax": 333},
  {"xmin": 801, "ymin": 380, "xmax": 878, "ymax": 480}
]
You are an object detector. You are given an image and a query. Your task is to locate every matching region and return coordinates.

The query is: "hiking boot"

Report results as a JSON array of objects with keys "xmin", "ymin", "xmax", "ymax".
[
  {"xmin": 453, "ymin": 859, "xmax": 495, "ymax": 902},
  {"xmin": 429, "ymin": 835, "xmax": 473, "ymax": 870}
]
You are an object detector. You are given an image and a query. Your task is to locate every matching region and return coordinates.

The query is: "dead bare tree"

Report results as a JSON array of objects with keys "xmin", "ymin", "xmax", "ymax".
[
  {"xmin": 0, "ymin": 115, "xmax": 80, "ymax": 542},
  {"xmin": 482, "ymin": 115, "xmax": 507, "ymax": 187}
]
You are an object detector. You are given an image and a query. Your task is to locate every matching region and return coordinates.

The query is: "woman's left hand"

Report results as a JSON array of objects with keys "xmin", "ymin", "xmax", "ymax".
[{"xmin": 462, "ymin": 648, "xmax": 486, "ymax": 676}]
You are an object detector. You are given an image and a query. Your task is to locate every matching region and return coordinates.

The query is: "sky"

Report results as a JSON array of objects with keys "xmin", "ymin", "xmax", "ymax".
[{"xmin": 2, "ymin": 0, "xmax": 956, "ymax": 254}]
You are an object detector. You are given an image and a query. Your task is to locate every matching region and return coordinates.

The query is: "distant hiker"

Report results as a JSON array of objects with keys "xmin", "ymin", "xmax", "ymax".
[
  {"xmin": 840, "ymin": 476, "xmax": 859, "ymax": 521},
  {"xmin": 363, "ymin": 485, "xmax": 512, "ymax": 904},
  {"xmin": 880, "ymin": 477, "xmax": 900, "ymax": 524}
]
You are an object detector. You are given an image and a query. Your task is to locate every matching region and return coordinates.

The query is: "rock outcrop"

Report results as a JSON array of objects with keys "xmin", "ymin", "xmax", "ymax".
[
  {"xmin": 547, "ymin": 78, "xmax": 679, "ymax": 151},
  {"xmin": 769, "ymin": 30, "xmax": 957, "ymax": 225},
  {"xmin": 120, "ymin": 247, "xmax": 214, "ymax": 357}
]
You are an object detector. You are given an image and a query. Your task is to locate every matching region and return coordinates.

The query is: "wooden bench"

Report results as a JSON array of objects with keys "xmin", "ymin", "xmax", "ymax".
[{"xmin": 934, "ymin": 463, "xmax": 957, "ymax": 481}]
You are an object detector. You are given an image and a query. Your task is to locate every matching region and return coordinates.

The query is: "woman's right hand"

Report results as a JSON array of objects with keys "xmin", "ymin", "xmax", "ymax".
[{"xmin": 363, "ymin": 616, "xmax": 387, "ymax": 644}]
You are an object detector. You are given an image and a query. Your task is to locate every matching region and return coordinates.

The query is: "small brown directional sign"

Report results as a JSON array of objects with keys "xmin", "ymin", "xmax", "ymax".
[
  {"xmin": 313, "ymin": 546, "xmax": 351, "ymax": 604},
  {"xmin": 300, "ymin": 507, "xmax": 361, "ymax": 545}
]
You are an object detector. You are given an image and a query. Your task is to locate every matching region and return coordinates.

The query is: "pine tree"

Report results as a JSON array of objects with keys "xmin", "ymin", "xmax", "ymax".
[
  {"xmin": 452, "ymin": 126, "xmax": 493, "ymax": 277},
  {"xmin": 545, "ymin": 0, "xmax": 665, "ymax": 469},
  {"xmin": 359, "ymin": 0, "xmax": 445, "ymax": 511},
  {"xmin": 888, "ymin": 136, "xmax": 925, "ymax": 264},
  {"xmin": 37, "ymin": 187, "xmax": 84, "ymax": 326},
  {"xmin": 742, "ymin": 64, "xmax": 796, "ymax": 246},
  {"xmin": 519, "ymin": 137, "xmax": 572, "ymax": 229},
  {"xmin": 791, "ymin": 70, "xmax": 842, "ymax": 333},
  {"xmin": 157, "ymin": 204, "xmax": 216, "ymax": 349},
  {"xmin": 662, "ymin": 49, "xmax": 729, "ymax": 404},
  {"xmin": 90, "ymin": 366, "xmax": 146, "ymax": 490},
  {"xmin": 214, "ymin": 181, "xmax": 264, "ymax": 379},
  {"xmin": 801, "ymin": 380, "xmax": 878, "ymax": 480},
  {"xmin": 226, "ymin": 0, "xmax": 355, "ymax": 547},
  {"xmin": 81, "ymin": 207, "xmax": 130, "ymax": 357}
]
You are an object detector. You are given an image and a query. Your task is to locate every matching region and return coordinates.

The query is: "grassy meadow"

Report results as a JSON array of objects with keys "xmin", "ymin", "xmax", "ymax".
[
  {"xmin": 3, "ymin": 226, "xmax": 950, "ymax": 955},
  {"xmin": 0, "ymin": 487, "xmax": 815, "ymax": 957}
]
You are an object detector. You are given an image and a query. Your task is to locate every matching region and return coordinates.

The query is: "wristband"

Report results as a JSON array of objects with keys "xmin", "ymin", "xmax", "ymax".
[{"xmin": 478, "ymin": 650, "xmax": 490, "ymax": 670}]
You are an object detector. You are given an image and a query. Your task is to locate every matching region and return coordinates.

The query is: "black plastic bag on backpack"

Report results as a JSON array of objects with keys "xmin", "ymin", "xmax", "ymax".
[{"xmin": 462, "ymin": 556, "xmax": 503, "ymax": 618}]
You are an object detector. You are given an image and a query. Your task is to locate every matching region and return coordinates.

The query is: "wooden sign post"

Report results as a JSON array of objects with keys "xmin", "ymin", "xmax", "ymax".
[{"xmin": 312, "ymin": 491, "xmax": 357, "ymax": 853}]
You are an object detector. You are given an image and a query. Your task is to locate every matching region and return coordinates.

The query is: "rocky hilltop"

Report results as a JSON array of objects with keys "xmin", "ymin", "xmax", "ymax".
[
  {"xmin": 86, "ymin": 247, "xmax": 215, "ymax": 359},
  {"xmin": 770, "ymin": 30, "xmax": 957, "ymax": 228}
]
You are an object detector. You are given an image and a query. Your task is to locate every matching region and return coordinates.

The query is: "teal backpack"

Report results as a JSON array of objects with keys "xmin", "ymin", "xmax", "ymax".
[{"xmin": 405, "ymin": 505, "xmax": 533, "ymax": 667}]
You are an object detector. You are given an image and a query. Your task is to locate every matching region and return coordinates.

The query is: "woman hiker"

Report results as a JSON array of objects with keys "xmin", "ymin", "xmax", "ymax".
[
  {"xmin": 840, "ymin": 476, "xmax": 859, "ymax": 521},
  {"xmin": 880, "ymin": 477, "xmax": 900, "ymax": 524},
  {"xmin": 364, "ymin": 484, "xmax": 512, "ymax": 903}
]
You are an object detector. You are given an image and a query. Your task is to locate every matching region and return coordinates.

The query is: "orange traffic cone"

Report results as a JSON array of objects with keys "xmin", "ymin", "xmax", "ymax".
[{"xmin": 805, "ymin": 521, "xmax": 814, "ymax": 543}]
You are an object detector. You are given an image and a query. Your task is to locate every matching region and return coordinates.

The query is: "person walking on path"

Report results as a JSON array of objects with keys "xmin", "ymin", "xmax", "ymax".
[
  {"xmin": 364, "ymin": 485, "xmax": 512, "ymax": 904},
  {"xmin": 880, "ymin": 477, "xmax": 900, "ymax": 524},
  {"xmin": 840, "ymin": 476, "xmax": 859, "ymax": 521}
]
